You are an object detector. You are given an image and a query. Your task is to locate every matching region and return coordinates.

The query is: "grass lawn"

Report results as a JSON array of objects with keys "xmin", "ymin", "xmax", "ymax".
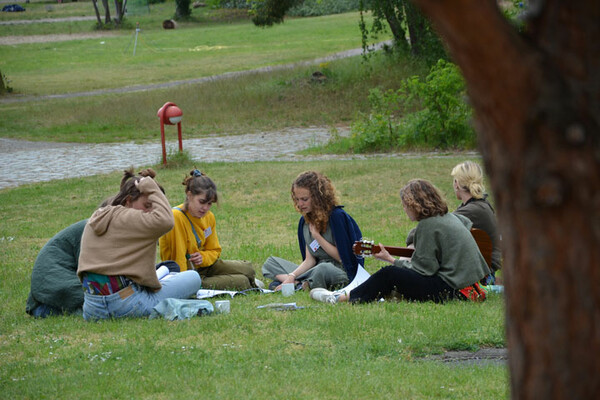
[
  {"xmin": 0, "ymin": 157, "xmax": 508, "ymax": 399},
  {"xmin": 0, "ymin": 7, "xmax": 376, "ymax": 96},
  {"xmin": 1, "ymin": 3, "xmax": 416, "ymax": 143},
  {"xmin": 1, "ymin": 6, "xmax": 507, "ymax": 398}
]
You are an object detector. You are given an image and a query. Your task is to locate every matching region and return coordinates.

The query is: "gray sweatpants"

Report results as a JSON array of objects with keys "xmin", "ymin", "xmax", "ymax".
[{"xmin": 261, "ymin": 256, "xmax": 348, "ymax": 290}]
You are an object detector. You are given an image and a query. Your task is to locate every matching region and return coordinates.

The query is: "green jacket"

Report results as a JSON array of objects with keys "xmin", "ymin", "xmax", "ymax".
[
  {"xmin": 454, "ymin": 197, "xmax": 502, "ymax": 272},
  {"xmin": 26, "ymin": 220, "xmax": 87, "ymax": 315},
  {"xmin": 395, "ymin": 213, "xmax": 490, "ymax": 289}
]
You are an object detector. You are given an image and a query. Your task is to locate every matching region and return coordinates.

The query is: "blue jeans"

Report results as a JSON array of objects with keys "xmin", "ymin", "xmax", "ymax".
[{"xmin": 83, "ymin": 270, "xmax": 201, "ymax": 321}]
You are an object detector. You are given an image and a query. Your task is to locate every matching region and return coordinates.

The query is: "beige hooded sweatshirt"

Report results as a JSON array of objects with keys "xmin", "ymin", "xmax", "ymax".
[{"xmin": 77, "ymin": 178, "xmax": 174, "ymax": 290}]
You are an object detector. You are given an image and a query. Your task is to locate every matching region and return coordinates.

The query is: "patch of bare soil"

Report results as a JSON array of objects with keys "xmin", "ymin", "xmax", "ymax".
[{"xmin": 422, "ymin": 348, "xmax": 508, "ymax": 366}]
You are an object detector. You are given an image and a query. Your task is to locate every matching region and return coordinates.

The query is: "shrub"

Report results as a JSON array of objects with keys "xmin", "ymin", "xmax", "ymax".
[
  {"xmin": 288, "ymin": 0, "xmax": 360, "ymax": 17},
  {"xmin": 349, "ymin": 59, "xmax": 476, "ymax": 152},
  {"xmin": 349, "ymin": 88, "xmax": 402, "ymax": 152}
]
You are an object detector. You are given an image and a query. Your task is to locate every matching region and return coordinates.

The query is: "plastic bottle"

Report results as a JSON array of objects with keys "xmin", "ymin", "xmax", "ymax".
[{"xmin": 185, "ymin": 254, "xmax": 195, "ymax": 271}]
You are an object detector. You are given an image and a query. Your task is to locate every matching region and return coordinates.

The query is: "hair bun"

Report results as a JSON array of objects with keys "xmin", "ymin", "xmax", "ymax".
[{"xmin": 138, "ymin": 168, "xmax": 156, "ymax": 179}]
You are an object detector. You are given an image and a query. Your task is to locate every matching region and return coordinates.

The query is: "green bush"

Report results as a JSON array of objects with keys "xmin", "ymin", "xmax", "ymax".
[
  {"xmin": 208, "ymin": 0, "xmax": 250, "ymax": 8},
  {"xmin": 349, "ymin": 88, "xmax": 402, "ymax": 152},
  {"xmin": 349, "ymin": 59, "xmax": 476, "ymax": 151},
  {"xmin": 288, "ymin": 0, "xmax": 360, "ymax": 17}
]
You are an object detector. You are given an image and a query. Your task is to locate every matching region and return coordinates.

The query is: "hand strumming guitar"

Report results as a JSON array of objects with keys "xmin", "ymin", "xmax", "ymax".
[{"xmin": 372, "ymin": 244, "xmax": 396, "ymax": 264}]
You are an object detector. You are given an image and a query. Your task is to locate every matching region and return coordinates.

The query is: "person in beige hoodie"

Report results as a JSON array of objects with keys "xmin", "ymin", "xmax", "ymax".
[{"xmin": 77, "ymin": 168, "xmax": 201, "ymax": 320}]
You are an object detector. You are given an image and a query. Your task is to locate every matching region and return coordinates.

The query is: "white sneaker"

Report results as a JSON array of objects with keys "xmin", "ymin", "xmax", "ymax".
[
  {"xmin": 310, "ymin": 288, "xmax": 338, "ymax": 304},
  {"xmin": 254, "ymin": 278, "xmax": 265, "ymax": 289}
]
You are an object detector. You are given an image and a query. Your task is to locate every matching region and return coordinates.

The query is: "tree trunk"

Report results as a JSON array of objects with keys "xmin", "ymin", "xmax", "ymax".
[
  {"xmin": 0, "ymin": 70, "xmax": 6, "ymax": 94},
  {"xmin": 101, "ymin": 0, "xmax": 111, "ymax": 24},
  {"xmin": 91, "ymin": 0, "xmax": 102, "ymax": 25},
  {"xmin": 381, "ymin": 0, "xmax": 405, "ymax": 44},
  {"xmin": 113, "ymin": 0, "xmax": 122, "ymax": 24},
  {"xmin": 404, "ymin": 1, "xmax": 425, "ymax": 55},
  {"xmin": 410, "ymin": 0, "xmax": 600, "ymax": 399}
]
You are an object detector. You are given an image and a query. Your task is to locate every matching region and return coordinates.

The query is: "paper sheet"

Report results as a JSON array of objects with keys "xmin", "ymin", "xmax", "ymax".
[
  {"xmin": 196, "ymin": 287, "xmax": 274, "ymax": 299},
  {"xmin": 339, "ymin": 264, "xmax": 371, "ymax": 293}
]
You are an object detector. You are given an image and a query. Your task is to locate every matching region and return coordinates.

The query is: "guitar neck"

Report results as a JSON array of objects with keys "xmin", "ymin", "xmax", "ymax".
[{"xmin": 382, "ymin": 246, "xmax": 415, "ymax": 258}]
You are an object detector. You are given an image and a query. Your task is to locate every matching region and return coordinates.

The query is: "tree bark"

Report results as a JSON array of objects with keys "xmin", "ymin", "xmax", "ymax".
[
  {"xmin": 113, "ymin": 0, "xmax": 122, "ymax": 24},
  {"xmin": 404, "ymin": 1, "xmax": 425, "ymax": 55},
  {"xmin": 101, "ymin": 0, "xmax": 111, "ymax": 24},
  {"xmin": 0, "ymin": 70, "xmax": 6, "ymax": 94},
  {"xmin": 410, "ymin": 0, "xmax": 600, "ymax": 399},
  {"xmin": 91, "ymin": 0, "xmax": 102, "ymax": 25}
]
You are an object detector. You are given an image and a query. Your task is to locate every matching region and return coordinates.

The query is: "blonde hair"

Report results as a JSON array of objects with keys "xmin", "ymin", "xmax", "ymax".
[{"xmin": 451, "ymin": 161, "xmax": 485, "ymax": 199}]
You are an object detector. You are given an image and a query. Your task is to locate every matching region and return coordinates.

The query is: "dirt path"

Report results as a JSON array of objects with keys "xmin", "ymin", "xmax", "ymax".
[{"xmin": 0, "ymin": 15, "xmax": 96, "ymax": 25}]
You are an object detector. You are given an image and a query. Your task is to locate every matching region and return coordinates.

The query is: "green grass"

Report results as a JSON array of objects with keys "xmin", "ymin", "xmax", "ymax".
[
  {"xmin": 1, "ymin": 8, "xmax": 376, "ymax": 95},
  {"xmin": 1, "ymin": 4, "xmax": 416, "ymax": 144},
  {"xmin": 0, "ymin": 157, "xmax": 507, "ymax": 399},
  {"xmin": 1, "ymin": 10, "xmax": 506, "ymax": 396},
  {"xmin": 0, "ymin": 51, "xmax": 425, "ymax": 143}
]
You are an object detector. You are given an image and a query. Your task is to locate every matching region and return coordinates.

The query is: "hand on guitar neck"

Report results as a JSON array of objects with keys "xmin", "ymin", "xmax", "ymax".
[{"xmin": 353, "ymin": 239, "xmax": 415, "ymax": 263}]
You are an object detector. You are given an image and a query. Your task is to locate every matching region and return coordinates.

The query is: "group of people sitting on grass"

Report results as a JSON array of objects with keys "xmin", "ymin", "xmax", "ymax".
[{"xmin": 26, "ymin": 161, "xmax": 502, "ymax": 320}]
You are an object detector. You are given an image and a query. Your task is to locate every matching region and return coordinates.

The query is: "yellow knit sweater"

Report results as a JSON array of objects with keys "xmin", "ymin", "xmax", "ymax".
[{"xmin": 158, "ymin": 204, "xmax": 222, "ymax": 271}]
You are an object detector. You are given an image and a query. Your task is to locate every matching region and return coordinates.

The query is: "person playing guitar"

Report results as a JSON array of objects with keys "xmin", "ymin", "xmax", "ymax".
[{"xmin": 310, "ymin": 179, "xmax": 490, "ymax": 305}]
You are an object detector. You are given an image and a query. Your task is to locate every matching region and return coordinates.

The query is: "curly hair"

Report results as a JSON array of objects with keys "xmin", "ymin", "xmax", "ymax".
[
  {"xmin": 451, "ymin": 161, "xmax": 485, "ymax": 199},
  {"xmin": 182, "ymin": 168, "xmax": 218, "ymax": 211},
  {"xmin": 291, "ymin": 171, "xmax": 339, "ymax": 233},
  {"xmin": 400, "ymin": 179, "xmax": 448, "ymax": 221},
  {"xmin": 103, "ymin": 168, "xmax": 162, "ymax": 207}
]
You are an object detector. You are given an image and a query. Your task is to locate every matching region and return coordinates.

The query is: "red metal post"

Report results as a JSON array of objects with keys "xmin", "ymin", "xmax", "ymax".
[
  {"xmin": 160, "ymin": 121, "xmax": 167, "ymax": 166},
  {"xmin": 177, "ymin": 122, "xmax": 183, "ymax": 152},
  {"xmin": 157, "ymin": 102, "xmax": 183, "ymax": 166}
]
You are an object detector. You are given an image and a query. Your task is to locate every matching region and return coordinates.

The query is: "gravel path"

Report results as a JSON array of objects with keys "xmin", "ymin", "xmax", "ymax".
[
  {"xmin": 0, "ymin": 127, "xmax": 361, "ymax": 189},
  {"xmin": 0, "ymin": 128, "xmax": 479, "ymax": 190},
  {"xmin": 0, "ymin": 16, "xmax": 96, "ymax": 25}
]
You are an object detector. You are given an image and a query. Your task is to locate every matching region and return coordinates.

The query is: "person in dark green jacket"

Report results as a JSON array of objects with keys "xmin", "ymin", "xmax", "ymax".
[
  {"xmin": 26, "ymin": 220, "xmax": 87, "ymax": 318},
  {"xmin": 405, "ymin": 161, "xmax": 502, "ymax": 283},
  {"xmin": 451, "ymin": 161, "xmax": 502, "ymax": 279}
]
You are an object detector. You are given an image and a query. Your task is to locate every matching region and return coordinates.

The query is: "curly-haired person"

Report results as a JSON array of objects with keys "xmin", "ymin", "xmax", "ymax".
[
  {"xmin": 262, "ymin": 171, "xmax": 364, "ymax": 291},
  {"xmin": 310, "ymin": 179, "xmax": 490, "ymax": 304}
]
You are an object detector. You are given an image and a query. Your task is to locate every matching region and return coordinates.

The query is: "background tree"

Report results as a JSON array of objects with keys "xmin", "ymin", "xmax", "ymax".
[
  {"xmin": 0, "ymin": 70, "xmax": 7, "ymax": 95},
  {"xmin": 249, "ymin": 0, "xmax": 299, "ymax": 26},
  {"xmin": 359, "ymin": 0, "xmax": 444, "ymax": 62},
  {"xmin": 91, "ymin": 0, "xmax": 127, "ymax": 26},
  {"xmin": 250, "ymin": 0, "xmax": 444, "ymax": 62},
  {"xmin": 175, "ymin": 0, "xmax": 191, "ymax": 19},
  {"xmin": 408, "ymin": 0, "xmax": 599, "ymax": 398}
]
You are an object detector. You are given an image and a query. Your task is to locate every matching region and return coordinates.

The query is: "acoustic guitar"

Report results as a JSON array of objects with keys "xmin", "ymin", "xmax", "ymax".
[
  {"xmin": 352, "ymin": 240, "xmax": 415, "ymax": 258},
  {"xmin": 352, "ymin": 228, "xmax": 493, "ymax": 268}
]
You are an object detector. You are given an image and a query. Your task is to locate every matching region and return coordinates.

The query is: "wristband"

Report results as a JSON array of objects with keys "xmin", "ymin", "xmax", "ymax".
[{"xmin": 289, "ymin": 272, "xmax": 297, "ymax": 278}]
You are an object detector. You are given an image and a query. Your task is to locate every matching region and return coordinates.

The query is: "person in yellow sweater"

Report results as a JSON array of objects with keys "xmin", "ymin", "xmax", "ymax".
[{"xmin": 159, "ymin": 169, "xmax": 258, "ymax": 290}]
